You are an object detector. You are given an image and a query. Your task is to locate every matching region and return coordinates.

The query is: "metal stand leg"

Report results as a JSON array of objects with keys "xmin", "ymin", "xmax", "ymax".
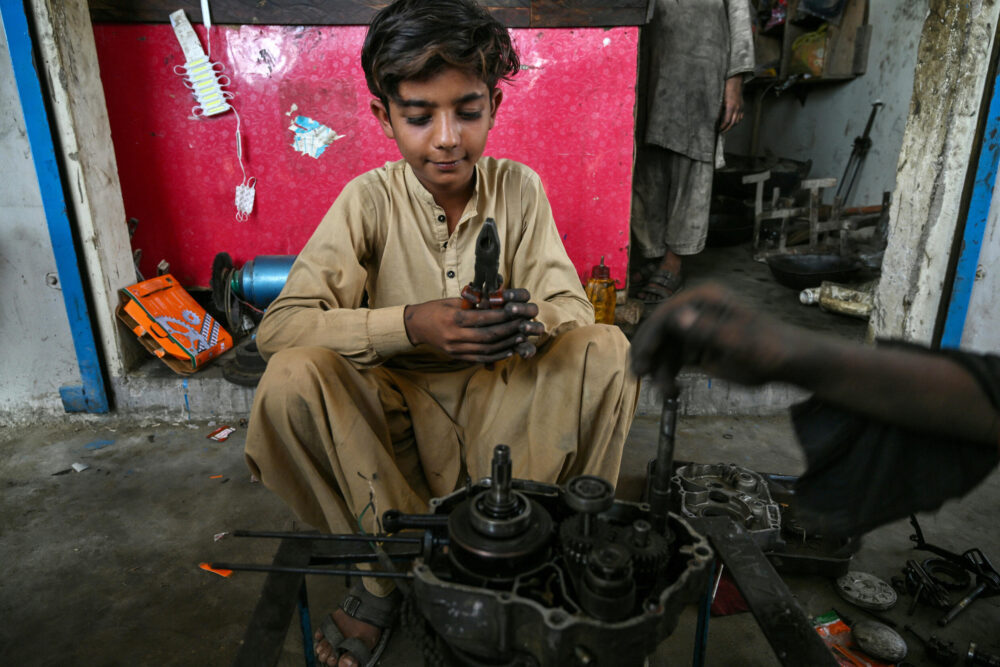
[
  {"xmin": 298, "ymin": 580, "xmax": 316, "ymax": 667},
  {"xmin": 692, "ymin": 560, "xmax": 717, "ymax": 667}
]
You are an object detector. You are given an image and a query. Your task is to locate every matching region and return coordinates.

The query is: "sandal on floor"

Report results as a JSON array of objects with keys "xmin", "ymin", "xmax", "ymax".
[
  {"xmin": 636, "ymin": 268, "xmax": 684, "ymax": 305},
  {"xmin": 317, "ymin": 583, "xmax": 401, "ymax": 666}
]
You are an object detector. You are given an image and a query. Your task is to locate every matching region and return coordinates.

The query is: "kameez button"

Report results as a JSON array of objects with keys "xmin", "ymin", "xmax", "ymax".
[
  {"xmin": 446, "ymin": 270, "xmax": 455, "ymax": 278},
  {"xmin": 437, "ymin": 215, "xmax": 446, "ymax": 222}
]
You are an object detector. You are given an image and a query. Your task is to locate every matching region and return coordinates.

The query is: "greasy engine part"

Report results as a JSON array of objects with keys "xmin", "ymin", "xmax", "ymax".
[
  {"xmin": 410, "ymin": 445, "xmax": 714, "ymax": 667},
  {"xmin": 671, "ymin": 462, "xmax": 783, "ymax": 550},
  {"xmin": 446, "ymin": 445, "xmax": 554, "ymax": 582},
  {"xmin": 214, "ymin": 443, "xmax": 712, "ymax": 667}
]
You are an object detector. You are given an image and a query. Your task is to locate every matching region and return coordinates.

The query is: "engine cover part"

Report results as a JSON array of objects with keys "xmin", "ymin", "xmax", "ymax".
[
  {"xmin": 671, "ymin": 463, "xmax": 783, "ymax": 550},
  {"xmin": 836, "ymin": 571, "xmax": 898, "ymax": 611},
  {"xmin": 851, "ymin": 621, "xmax": 908, "ymax": 663}
]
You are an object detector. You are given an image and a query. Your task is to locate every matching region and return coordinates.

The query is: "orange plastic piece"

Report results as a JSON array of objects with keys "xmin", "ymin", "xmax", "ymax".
[{"xmin": 199, "ymin": 562, "xmax": 233, "ymax": 578}]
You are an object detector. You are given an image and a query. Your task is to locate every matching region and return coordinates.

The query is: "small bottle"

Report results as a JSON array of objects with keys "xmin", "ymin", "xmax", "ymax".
[{"xmin": 585, "ymin": 256, "xmax": 617, "ymax": 325}]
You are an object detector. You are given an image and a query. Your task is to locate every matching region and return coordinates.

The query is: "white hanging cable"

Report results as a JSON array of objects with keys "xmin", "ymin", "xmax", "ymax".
[{"xmin": 170, "ymin": 6, "xmax": 256, "ymax": 221}]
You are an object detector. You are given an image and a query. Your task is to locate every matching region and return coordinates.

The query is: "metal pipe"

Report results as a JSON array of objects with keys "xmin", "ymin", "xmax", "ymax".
[
  {"xmin": 209, "ymin": 563, "xmax": 414, "ymax": 578},
  {"xmin": 233, "ymin": 530, "xmax": 422, "ymax": 544},
  {"xmin": 649, "ymin": 391, "xmax": 680, "ymax": 534}
]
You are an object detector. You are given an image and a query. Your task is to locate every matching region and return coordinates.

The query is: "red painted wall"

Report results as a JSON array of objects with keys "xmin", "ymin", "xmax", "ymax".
[{"xmin": 93, "ymin": 24, "xmax": 637, "ymax": 288}]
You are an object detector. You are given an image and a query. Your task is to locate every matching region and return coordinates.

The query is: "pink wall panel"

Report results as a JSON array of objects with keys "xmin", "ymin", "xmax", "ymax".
[{"xmin": 93, "ymin": 24, "xmax": 637, "ymax": 288}]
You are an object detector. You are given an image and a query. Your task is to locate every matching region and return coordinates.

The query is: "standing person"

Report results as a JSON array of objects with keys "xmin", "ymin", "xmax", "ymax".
[
  {"xmin": 631, "ymin": 0, "xmax": 755, "ymax": 304},
  {"xmin": 244, "ymin": 1, "xmax": 639, "ymax": 664}
]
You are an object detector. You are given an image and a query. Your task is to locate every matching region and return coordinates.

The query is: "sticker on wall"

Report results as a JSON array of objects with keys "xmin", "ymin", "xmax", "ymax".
[{"xmin": 289, "ymin": 115, "xmax": 344, "ymax": 159}]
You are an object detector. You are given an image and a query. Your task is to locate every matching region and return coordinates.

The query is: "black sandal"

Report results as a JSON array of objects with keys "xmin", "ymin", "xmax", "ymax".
[
  {"xmin": 317, "ymin": 582, "xmax": 401, "ymax": 666},
  {"xmin": 636, "ymin": 268, "xmax": 684, "ymax": 305}
]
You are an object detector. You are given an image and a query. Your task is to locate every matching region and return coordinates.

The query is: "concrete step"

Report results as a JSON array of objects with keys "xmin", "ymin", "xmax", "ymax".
[
  {"xmin": 114, "ymin": 354, "xmax": 805, "ymax": 422},
  {"xmin": 636, "ymin": 370, "xmax": 807, "ymax": 418}
]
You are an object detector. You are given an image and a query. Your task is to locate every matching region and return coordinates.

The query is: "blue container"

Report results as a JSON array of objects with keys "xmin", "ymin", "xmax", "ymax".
[{"xmin": 237, "ymin": 255, "xmax": 296, "ymax": 307}]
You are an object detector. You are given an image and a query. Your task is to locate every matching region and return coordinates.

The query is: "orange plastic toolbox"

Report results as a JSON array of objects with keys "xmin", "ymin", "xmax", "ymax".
[{"xmin": 116, "ymin": 274, "xmax": 233, "ymax": 374}]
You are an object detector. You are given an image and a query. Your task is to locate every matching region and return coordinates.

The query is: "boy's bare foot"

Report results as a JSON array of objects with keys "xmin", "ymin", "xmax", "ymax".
[{"xmin": 314, "ymin": 608, "xmax": 381, "ymax": 667}]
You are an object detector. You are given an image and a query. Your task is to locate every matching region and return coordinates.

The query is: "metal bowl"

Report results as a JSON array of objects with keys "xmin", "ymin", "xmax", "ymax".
[{"xmin": 766, "ymin": 253, "xmax": 863, "ymax": 290}]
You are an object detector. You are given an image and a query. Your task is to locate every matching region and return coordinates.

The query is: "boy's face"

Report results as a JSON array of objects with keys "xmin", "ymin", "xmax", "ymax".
[{"xmin": 371, "ymin": 67, "xmax": 502, "ymax": 202}]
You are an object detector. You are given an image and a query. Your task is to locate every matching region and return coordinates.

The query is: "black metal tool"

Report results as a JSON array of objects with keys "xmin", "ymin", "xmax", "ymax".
[
  {"xmin": 836, "ymin": 101, "xmax": 883, "ymax": 205},
  {"xmin": 908, "ymin": 515, "xmax": 1000, "ymax": 625},
  {"xmin": 938, "ymin": 548, "xmax": 1000, "ymax": 626},
  {"xmin": 901, "ymin": 559, "xmax": 952, "ymax": 612},
  {"xmin": 648, "ymin": 389, "xmax": 680, "ymax": 535},
  {"xmin": 903, "ymin": 625, "xmax": 960, "ymax": 665},
  {"xmin": 461, "ymin": 217, "xmax": 503, "ymax": 310}
]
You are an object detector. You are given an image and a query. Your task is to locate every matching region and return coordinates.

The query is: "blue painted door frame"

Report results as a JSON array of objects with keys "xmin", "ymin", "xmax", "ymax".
[
  {"xmin": 941, "ymin": 59, "xmax": 1000, "ymax": 348},
  {"xmin": 1, "ymin": 0, "xmax": 110, "ymax": 412}
]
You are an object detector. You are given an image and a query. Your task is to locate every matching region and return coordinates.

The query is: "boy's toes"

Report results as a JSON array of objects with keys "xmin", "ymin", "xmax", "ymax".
[{"xmin": 313, "ymin": 633, "xmax": 337, "ymax": 666}]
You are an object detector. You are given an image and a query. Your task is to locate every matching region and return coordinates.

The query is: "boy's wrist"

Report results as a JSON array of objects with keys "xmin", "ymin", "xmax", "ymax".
[{"xmin": 403, "ymin": 304, "xmax": 420, "ymax": 346}]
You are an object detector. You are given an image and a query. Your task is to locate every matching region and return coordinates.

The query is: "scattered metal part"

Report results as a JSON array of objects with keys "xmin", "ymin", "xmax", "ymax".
[
  {"xmin": 903, "ymin": 625, "xmax": 960, "ymax": 666},
  {"xmin": 938, "ymin": 548, "xmax": 1000, "ymax": 626},
  {"xmin": 968, "ymin": 642, "xmax": 1000, "ymax": 667},
  {"xmin": 836, "ymin": 571, "xmax": 898, "ymax": 611},
  {"xmin": 922, "ymin": 557, "xmax": 972, "ymax": 591},
  {"xmin": 851, "ymin": 620, "xmax": 907, "ymax": 663},
  {"xmin": 673, "ymin": 463, "xmax": 783, "ymax": 550},
  {"xmin": 901, "ymin": 560, "xmax": 952, "ymax": 612},
  {"xmin": 908, "ymin": 515, "xmax": 1000, "ymax": 623},
  {"xmin": 690, "ymin": 516, "xmax": 838, "ymax": 666}
]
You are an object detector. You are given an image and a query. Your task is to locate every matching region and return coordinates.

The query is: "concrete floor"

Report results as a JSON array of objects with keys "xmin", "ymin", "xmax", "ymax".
[
  {"xmin": 2, "ymin": 412, "xmax": 998, "ymax": 666},
  {"xmin": 2, "ymin": 240, "xmax": 993, "ymax": 665}
]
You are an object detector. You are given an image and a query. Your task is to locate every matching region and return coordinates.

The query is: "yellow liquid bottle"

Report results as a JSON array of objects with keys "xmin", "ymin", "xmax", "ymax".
[{"xmin": 585, "ymin": 256, "xmax": 617, "ymax": 325}]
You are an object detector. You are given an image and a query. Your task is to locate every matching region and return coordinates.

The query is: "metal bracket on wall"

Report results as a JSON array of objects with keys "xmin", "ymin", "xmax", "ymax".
[{"xmin": 1, "ymin": 0, "xmax": 110, "ymax": 413}]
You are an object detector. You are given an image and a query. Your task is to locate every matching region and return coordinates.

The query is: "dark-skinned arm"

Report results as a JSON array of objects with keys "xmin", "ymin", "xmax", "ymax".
[{"xmin": 630, "ymin": 284, "xmax": 1000, "ymax": 449}]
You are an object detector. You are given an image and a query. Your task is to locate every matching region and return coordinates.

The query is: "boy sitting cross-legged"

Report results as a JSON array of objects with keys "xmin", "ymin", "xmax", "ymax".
[{"xmin": 245, "ymin": 1, "xmax": 639, "ymax": 664}]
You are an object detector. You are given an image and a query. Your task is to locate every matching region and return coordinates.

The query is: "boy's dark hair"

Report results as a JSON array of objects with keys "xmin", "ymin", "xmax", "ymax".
[{"xmin": 361, "ymin": 0, "xmax": 520, "ymax": 105}]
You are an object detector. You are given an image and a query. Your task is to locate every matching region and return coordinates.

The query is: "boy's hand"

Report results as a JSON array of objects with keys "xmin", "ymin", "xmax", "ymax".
[{"xmin": 405, "ymin": 289, "xmax": 544, "ymax": 363}]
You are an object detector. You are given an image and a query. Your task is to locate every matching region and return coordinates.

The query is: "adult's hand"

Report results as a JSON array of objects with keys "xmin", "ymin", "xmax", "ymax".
[
  {"xmin": 405, "ymin": 289, "xmax": 544, "ymax": 363},
  {"xmin": 719, "ymin": 75, "xmax": 745, "ymax": 134},
  {"xmin": 629, "ymin": 284, "xmax": 799, "ymax": 394}
]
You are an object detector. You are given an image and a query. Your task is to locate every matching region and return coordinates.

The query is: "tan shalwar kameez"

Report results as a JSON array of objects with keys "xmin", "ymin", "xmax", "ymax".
[
  {"xmin": 245, "ymin": 157, "xmax": 638, "ymax": 593},
  {"xmin": 632, "ymin": 0, "xmax": 755, "ymax": 258}
]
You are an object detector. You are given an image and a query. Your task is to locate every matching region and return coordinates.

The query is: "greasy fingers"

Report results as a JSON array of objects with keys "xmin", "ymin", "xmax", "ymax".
[
  {"xmin": 502, "ymin": 288, "xmax": 531, "ymax": 303},
  {"xmin": 519, "ymin": 320, "xmax": 545, "ymax": 336},
  {"xmin": 505, "ymin": 301, "xmax": 539, "ymax": 319},
  {"xmin": 514, "ymin": 341, "xmax": 537, "ymax": 359}
]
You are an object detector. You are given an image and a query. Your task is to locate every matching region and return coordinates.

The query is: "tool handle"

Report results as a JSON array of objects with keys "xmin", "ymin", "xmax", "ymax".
[
  {"xmin": 461, "ymin": 284, "xmax": 481, "ymax": 310},
  {"xmin": 939, "ymin": 582, "xmax": 987, "ymax": 626}
]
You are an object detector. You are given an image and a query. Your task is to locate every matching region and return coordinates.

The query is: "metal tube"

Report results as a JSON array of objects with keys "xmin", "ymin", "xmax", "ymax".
[
  {"xmin": 649, "ymin": 393, "xmax": 679, "ymax": 534},
  {"xmin": 489, "ymin": 444, "xmax": 513, "ymax": 510},
  {"xmin": 233, "ymin": 530, "xmax": 422, "ymax": 544},
  {"xmin": 209, "ymin": 562, "xmax": 415, "ymax": 578}
]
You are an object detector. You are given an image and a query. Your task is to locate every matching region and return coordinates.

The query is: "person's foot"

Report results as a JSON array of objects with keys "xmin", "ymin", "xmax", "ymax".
[
  {"xmin": 636, "ymin": 251, "xmax": 684, "ymax": 305},
  {"xmin": 314, "ymin": 609, "xmax": 381, "ymax": 667}
]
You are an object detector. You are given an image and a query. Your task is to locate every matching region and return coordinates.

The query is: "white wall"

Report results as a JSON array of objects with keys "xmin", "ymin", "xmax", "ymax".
[
  {"xmin": 0, "ymin": 27, "xmax": 82, "ymax": 421},
  {"xmin": 729, "ymin": 1, "xmax": 927, "ymax": 208}
]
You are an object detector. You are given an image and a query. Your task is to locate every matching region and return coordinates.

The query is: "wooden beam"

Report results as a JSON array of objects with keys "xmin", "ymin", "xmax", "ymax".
[
  {"xmin": 530, "ymin": 0, "xmax": 648, "ymax": 28},
  {"xmin": 88, "ymin": 0, "xmax": 649, "ymax": 27}
]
